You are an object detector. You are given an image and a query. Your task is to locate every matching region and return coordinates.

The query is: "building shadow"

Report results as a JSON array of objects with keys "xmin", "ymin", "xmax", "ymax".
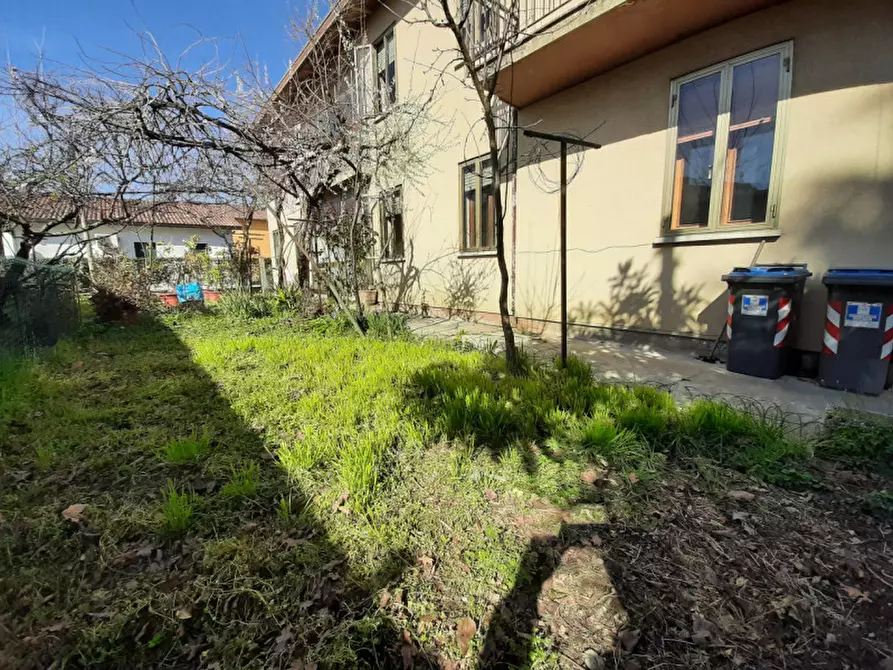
[{"xmin": 0, "ymin": 311, "xmax": 428, "ymax": 668}]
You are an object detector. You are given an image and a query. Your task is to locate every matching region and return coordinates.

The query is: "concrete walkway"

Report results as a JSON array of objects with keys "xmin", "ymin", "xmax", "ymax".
[{"xmin": 408, "ymin": 316, "xmax": 893, "ymax": 423}]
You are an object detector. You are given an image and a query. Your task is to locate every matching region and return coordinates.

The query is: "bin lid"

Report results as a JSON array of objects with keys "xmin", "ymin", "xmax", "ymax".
[
  {"xmin": 722, "ymin": 264, "xmax": 812, "ymax": 284},
  {"xmin": 822, "ymin": 268, "xmax": 893, "ymax": 287}
]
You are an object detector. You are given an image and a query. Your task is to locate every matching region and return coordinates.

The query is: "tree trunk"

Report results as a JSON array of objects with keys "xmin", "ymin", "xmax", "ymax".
[{"xmin": 486, "ymin": 127, "xmax": 519, "ymax": 371}]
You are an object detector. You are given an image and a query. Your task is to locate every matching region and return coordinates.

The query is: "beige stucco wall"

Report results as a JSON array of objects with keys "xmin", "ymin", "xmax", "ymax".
[
  {"xmin": 366, "ymin": 2, "xmax": 512, "ymax": 315},
  {"xmin": 514, "ymin": 0, "xmax": 893, "ymax": 351}
]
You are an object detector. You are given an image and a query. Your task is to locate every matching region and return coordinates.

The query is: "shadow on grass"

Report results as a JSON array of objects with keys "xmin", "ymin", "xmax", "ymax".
[
  {"xmin": 405, "ymin": 355, "xmax": 893, "ymax": 669},
  {"xmin": 0, "ymin": 314, "xmax": 426, "ymax": 668}
]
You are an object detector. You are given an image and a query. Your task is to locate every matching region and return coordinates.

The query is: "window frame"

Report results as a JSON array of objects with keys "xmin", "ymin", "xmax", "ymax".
[
  {"xmin": 660, "ymin": 41, "xmax": 793, "ymax": 238},
  {"xmin": 458, "ymin": 155, "xmax": 496, "ymax": 254},
  {"xmin": 133, "ymin": 241, "xmax": 157, "ymax": 259},
  {"xmin": 373, "ymin": 27, "xmax": 397, "ymax": 113},
  {"xmin": 380, "ymin": 186, "xmax": 405, "ymax": 262}
]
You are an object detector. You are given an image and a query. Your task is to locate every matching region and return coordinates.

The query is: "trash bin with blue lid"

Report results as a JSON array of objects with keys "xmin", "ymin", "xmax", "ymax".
[
  {"xmin": 819, "ymin": 268, "xmax": 893, "ymax": 395},
  {"xmin": 721, "ymin": 264, "xmax": 812, "ymax": 379}
]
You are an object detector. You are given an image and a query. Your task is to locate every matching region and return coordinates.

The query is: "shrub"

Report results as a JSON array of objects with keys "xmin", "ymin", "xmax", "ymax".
[
  {"xmin": 215, "ymin": 291, "xmax": 274, "ymax": 319},
  {"xmin": 366, "ymin": 312, "xmax": 409, "ymax": 339},
  {"xmin": 88, "ymin": 243, "xmax": 166, "ymax": 315},
  {"xmin": 269, "ymin": 287, "xmax": 307, "ymax": 316}
]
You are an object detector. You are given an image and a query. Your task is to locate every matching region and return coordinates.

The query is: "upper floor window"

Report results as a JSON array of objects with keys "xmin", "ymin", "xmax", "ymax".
[
  {"xmin": 380, "ymin": 186, "xmax": 404, "ymax": 260},
  {"xmin": 374, "ymin": 29, "xmax": 396, "ymax": 112},
  {"xmin": 460, "ymin": 156, "xmax": 495, "ymax": 252},
  {"xmin": 663, "ymin": 42, "xmax": 791, "ymax": 235}
]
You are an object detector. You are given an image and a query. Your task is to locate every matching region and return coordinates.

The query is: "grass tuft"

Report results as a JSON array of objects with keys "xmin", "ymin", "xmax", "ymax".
[
  {"xmin": 160, "ymin": 481, "xmax": 195, "ymax": 534},
  {"xmin": 220, "ymin": 461, "xmax": 260, "ymax": 498},
  {"xmin": 163, "ymin": 428, "xmax": 209, "ymax": 464}
]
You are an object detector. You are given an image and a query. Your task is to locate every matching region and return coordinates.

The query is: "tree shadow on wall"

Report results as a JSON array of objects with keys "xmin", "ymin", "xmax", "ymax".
[
  {"xmin": 569, "ymin": 252, "xmax": 708, "ymax": 341},
  {"xmin": 442, "ymin": 259, "xmax": 493, "ymax": 320}
]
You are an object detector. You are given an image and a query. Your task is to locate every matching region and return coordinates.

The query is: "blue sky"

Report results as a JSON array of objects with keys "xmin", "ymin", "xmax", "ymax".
[{"xmin": 1, "ymin": 0, "xmax": 303, "ymax": 86}]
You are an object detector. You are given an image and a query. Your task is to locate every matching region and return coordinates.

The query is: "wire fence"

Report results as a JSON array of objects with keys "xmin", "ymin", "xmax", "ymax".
[{"xmin": 0, "ymin": 257, "xmax": 80, "ymax": 353}]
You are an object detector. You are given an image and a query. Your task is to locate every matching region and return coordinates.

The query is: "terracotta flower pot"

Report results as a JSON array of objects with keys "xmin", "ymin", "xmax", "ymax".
[
  {"xmin": 203, "ymin": 290, "xmax": 222, "ymax": 302},
  {"xmin": 158, "ymin": 293, "xmax": 179, "ymax": 307},
  {"xmin": 359, "ymin": 289, "xmax": 379, "ymax": 306}
]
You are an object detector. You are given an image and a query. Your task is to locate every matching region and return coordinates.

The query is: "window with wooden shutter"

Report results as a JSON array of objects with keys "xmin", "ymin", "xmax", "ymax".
[{"xmin": 459, "ymin": 156, "xmax": 496, "ymax": 252}]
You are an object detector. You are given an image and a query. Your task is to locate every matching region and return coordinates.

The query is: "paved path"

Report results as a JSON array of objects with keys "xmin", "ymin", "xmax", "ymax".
[{"xmin": 408, "ymin": 316, "xmax": 893, "ymax": 423}]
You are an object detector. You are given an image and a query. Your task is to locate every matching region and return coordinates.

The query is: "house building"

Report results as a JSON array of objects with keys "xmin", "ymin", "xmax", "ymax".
[
  {"xmin": 1, "ymin": 200, "xmax": 242, "ymax": 261},
  {"xmin": 233, "ymin": 211, "xmax": 272, "ymax": 259},
  {"xmin": 268, "ymin": 0, "xmax": 893, "ymax": 355}
]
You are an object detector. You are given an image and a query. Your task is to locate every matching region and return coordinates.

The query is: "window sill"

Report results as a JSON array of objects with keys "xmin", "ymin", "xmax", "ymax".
[
  {"xmin": 458, "ymin": 249, "xmax": 498, "ymax": 259},
  {"xmin": 653, "ymin": 228, "xmax": 781, "ymax": 247}
]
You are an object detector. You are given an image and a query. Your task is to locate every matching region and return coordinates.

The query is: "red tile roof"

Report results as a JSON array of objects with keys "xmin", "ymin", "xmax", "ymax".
[{"xmin": 0, "ymin": 196, "xmax": 256, "ymax": 230}]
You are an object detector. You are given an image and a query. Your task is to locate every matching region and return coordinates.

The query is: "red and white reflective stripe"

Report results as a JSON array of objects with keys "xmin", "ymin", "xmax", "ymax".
[
  {"xmin": 726, "ymin": 294, "xmax": 734, "ymax": 339},
  {"xmin": 774, "ymin": 297, "xmax": 792, "ymax": 348},
  {"xmin": 823, "ymin": 300, "xmax": 843, "ymax": 355},
  {"xmin": 882, "ymin": 305, "xmax": 893, "ymax": 361}
]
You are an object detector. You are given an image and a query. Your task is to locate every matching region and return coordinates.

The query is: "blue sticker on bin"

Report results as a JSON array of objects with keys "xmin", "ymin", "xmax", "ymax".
[
  {"xmin": 844, "ymin": 302, "xmax": 882, "ymax": 329},
  {"xmin": 741, "ymin": 295, "xmax": 769, "ymax": 317}
]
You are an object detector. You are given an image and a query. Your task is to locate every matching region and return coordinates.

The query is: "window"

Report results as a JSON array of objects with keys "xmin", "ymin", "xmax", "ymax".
[
  {"xmin": 381, "ymin": 186, "xmax": 404, "ymax": 260},
  {"xmin": 664, "ymin": 43, "xmax": 791, "ymax": 235},
  {"xmin": 460, "ymin": 156, "xmax": 495, "ymax": 252},
  {"xmin": 194, "ymin": 243, "xmax": 208, "ymax": 253},
  {"xmin": 373, "ymin": 29, "xmax": 396, "ymax": 112},
  {"xmin": 133, "ymin": 242, "xmax": 157, "ymax": 259}
]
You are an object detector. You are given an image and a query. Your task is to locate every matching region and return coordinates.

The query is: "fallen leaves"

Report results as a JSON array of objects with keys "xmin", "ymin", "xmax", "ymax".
[
  {"xmin": 457, "ymin": 617, "xmax": 476, "ymax": 656},
  {"xmin": 841, "ymin": 585, "xmax": 870, "ymax": 601},
  {"xmin": 727, "ymin": 490, "xmax": 756, "ymax": 501},
  {"xmin": 417, "ymin": 555, "xmax": 435, "ymax": 578},
  {"xmin": 61, "ymin": 504, "xmax": 87, "ymax": 524},
  {"xmin": 175, "ymin": 608, "xmax": 192, "ymax": 620}
]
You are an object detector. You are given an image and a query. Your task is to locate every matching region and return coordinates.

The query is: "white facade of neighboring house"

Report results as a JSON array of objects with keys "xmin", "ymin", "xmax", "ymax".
[{"xmin": 1, "ymin": 224, "xmax": 231, "ymax": 261}]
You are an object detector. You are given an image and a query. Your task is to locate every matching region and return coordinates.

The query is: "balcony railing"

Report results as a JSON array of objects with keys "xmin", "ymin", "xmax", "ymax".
[{"xmin": 467, "ymin": 0, "xmax": 578, "ymax": 59}]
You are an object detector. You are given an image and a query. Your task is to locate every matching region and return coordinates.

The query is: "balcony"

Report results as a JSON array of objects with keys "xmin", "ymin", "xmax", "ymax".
[{"xmin": 489, "ymin": 0, "xmax": 787, "ymax": 108}]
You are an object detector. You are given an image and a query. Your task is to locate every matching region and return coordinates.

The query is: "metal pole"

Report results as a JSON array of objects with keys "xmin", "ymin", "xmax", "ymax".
[
  {"xmin": 560, "ymin": 140, "xmax": 568, "ymax": 366},
  {"xmin": 521, "ymin": 130, "xmax": 601, "ymax": 367}
]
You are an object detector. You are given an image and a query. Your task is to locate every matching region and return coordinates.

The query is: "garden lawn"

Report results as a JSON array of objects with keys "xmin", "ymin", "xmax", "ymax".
[{"xmin": 1, "ymin": 311, "xmax": 892, "ymax": 669}]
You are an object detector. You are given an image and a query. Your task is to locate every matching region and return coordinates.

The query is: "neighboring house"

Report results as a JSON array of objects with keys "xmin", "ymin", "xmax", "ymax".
[
  {"xmin": 268, "ymin": 0, "xmax": 893, "ymax": 355},
  {"xmin": 1, "ymin": 200, "xmax": 242, "ymax": 261},
  {"xmin": 232, "ymin": 211, "xmax": 272, "ymax": 259}
]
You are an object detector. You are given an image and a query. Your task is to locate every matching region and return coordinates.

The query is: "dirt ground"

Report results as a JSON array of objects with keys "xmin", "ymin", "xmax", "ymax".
[{"xmin": 480, "ymin": 466, "xmax": 893, "ymax": 670}]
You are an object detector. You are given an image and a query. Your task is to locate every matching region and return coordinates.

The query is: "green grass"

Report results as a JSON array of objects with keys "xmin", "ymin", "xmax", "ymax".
[
  {"xmin": 161, "ymin": 481, "xmax": 195, "ymax": 533},
  {"xmin": 162, "ymin": 428, "xmax": 210, "ymax": 463},
  {"xmin": 1, "ymin": 312, "xmax": 889, "ymax": 669},
  {"xmin": 220, "ymin": 461, "xmax": 260, "ymax": 498}
]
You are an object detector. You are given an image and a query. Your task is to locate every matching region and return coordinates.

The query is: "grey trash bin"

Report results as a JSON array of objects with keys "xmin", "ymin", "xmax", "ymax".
[
  {"xmin": 819, "ymin": 268, "xmax": 893, "ymax": 395},
  {"xmin": 722, "ymin": 264, "xmax": 812, "ymax": 379}
]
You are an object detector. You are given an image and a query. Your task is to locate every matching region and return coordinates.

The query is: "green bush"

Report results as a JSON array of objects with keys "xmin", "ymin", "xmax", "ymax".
[
  {"xmin": 215, "ymin": 292, "xmax": 274, "ymax": 319},
  {"xmin": 366, "ymin": 312, "xmax": 409, "ymax": 339}
]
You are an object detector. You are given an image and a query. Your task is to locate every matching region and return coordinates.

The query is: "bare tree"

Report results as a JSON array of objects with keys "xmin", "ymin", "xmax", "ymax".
[
  {"xmin": 404, "ymin": 0, "xmax": 521, "ymax": 368},
  {"xmin": 0, "ymin": 65, "xmax": 188, "ymax": 310}
]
